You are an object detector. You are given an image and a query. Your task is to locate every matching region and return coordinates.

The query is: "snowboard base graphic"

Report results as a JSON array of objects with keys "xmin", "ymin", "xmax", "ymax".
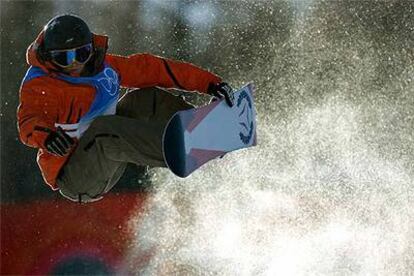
[{"xmin": 163, "ymin": 83, "xmax": 257, "ymax": 177}]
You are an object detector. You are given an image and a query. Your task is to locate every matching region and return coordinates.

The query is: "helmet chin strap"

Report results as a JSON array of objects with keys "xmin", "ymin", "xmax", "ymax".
[
  {"xmin": 52, "ymin": 62, "xmax": 84, "ymax": 77},
  {"xmin": 63, "ymin": 66, "xmax": 84, "ymax": 77}
]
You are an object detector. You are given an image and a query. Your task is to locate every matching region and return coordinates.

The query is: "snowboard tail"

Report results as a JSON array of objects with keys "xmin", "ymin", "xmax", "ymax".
[{"xmin": 163, "ymin": 83, "xmax": 257, "ymax": 177}]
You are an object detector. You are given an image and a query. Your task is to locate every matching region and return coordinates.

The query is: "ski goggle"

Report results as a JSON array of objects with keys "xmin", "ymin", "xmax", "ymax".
[{"xmin": 49, "ymin": 43, "xmax": 93, "ymax": 67}]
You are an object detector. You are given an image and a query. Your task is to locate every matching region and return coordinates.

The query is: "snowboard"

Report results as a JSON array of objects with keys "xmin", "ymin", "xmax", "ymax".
[{"xmin": 162, "ymin": 83, "xmax": 257, "ymax": 177}]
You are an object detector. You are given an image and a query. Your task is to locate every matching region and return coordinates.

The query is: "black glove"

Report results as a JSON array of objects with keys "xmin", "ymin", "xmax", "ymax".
[
  {"xmin": 44, "ymin": 127, "xmax": 75, "ymax": 156},
  {"xmin": 207, "ymin": 82, "xmax": 235, "ymax": 107}
]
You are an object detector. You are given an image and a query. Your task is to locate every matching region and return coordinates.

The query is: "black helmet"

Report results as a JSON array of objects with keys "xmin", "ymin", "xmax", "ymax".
[{"xmin": 44, "ymin": 14, "xmax": 92, "ymax": 51}]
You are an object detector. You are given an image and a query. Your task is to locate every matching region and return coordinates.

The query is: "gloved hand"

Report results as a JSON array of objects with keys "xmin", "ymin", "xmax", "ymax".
[
  {"xmin": 207, "ymin": 82, "xmax": 235, "ymax": 107},
  {"xmin": 44, "ymin": 127, "xmax": 75, "ymax": 156}
]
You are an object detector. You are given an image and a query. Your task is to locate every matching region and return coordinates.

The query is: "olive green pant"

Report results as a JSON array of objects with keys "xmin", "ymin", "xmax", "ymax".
[{"xmin": 57, "ymin": 87, "xmax": 193, "ymax": 203}]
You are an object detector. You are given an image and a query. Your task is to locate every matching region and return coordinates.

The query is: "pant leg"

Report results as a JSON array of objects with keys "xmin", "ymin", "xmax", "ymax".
[
  {"xmin": 57, "ymin": 87, "xmax": 194, "ymax": 203},
  {"xmin": 116, "ymin": 87, "xmax": 194, "ymax": 122}
]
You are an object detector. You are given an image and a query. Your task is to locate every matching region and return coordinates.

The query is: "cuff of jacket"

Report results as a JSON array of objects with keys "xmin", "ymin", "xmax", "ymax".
[{"xmin": 20, "ymin": 122, "xmax": 56, "ymax": 149}]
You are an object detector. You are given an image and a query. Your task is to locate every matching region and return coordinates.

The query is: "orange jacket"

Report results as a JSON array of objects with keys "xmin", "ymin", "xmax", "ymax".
[{"xmin": 17, "ymin": 30, "xmax": 221, "ymax": 190}]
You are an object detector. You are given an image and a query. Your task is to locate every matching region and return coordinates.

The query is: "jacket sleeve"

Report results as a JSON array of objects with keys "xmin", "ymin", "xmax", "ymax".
[
  {"xmin": 105, "ymin": 53, "xmax": 222, "ymax": 93},
  {"xmin": 17, "ymin": 83, "xmax": 58, "ymax": 149}
]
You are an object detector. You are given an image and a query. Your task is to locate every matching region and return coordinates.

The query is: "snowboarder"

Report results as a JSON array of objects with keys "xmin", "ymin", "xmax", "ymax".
[{"xmin": 17, "ymin": 14, "xmax": 234, "ymax": 203}]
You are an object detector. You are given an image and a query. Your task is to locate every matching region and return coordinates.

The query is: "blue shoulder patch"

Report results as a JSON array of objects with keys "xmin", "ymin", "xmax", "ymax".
[{"xmin": 22, "ymin": 66, "xmax": 47, "ymax": 84}]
